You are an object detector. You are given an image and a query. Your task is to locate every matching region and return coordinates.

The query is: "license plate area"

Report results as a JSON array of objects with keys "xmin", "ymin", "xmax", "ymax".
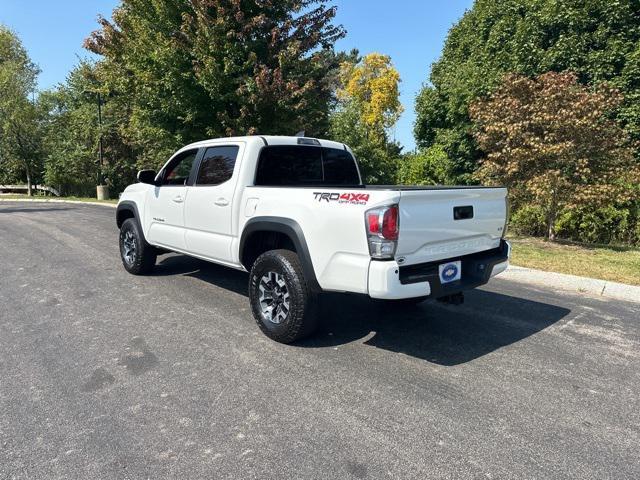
[{"xmin": 438, "ymin": 260, "xmax": 462, "ymax": 284}]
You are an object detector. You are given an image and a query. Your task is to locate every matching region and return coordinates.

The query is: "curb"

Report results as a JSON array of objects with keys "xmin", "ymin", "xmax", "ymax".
[
  {"xmin": 0, "ymin": 198, "xmax": 116, "ymax": 208},
  {"xmin": 500, "ymin": 265, "xmax": 639, "ymax": 304}
]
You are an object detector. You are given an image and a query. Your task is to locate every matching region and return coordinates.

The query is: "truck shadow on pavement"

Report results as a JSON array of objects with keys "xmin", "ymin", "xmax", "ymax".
[
  {"xmin": 154, "ymin": 255, "xmax": 571, "ymax": 366},
  {"xmin": 309, "ymin": 291, "xmax": 570, "ymax": 366}
]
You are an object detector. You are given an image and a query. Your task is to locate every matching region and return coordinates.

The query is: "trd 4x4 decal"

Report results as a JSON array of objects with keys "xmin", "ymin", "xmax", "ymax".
[{"xmin": 313, "ymin": 192, "xmax": 370, "ymax": 205}]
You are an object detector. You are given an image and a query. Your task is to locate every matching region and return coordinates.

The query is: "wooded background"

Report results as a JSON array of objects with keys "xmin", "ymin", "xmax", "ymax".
[{"xmin": 1, "ymin": 0, "xmax": 639, "ymax": 245}]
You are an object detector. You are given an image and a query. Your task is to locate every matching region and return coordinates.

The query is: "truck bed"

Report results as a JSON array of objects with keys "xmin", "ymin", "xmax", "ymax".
[
  {"xmin": 362, "ymin": 185, "xmax": 505, "ymax": 191},
  {"xmin": 247, "ymin": 185, "xmax": 504, "ymax": 190}
]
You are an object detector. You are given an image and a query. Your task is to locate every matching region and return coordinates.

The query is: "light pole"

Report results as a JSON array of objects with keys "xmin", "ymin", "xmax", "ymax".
[
  {"xmin": 95, "ymin": 91, "xmax": 109, "ymax": 200},
  {"xmin": 97, "ymin": 92, "xmax": 104, "ymax": 184}
]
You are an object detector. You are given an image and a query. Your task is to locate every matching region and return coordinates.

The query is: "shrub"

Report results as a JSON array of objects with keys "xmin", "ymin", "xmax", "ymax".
[
  {"xmin": 554, "ymin": 206, "xmax": 630, "ymax": 245},
  {"xmin": 633, "ymin": 222, "xmax": 640, "ymax": 246},
  {"xmin": 396, "ymin": 145, "xmax": 456, "ymax": 185},
  {"xmin": 509, "ymin": 205, "xmax": 547, "ymax": 237}
]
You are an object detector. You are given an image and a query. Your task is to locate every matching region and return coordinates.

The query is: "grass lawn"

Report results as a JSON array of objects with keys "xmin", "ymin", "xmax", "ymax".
[
  {"xmin": 0, "ymin": 194, "xmax": 117, "ymax": 205},
  {"xmin": 509, "ymin": 236, "xmax": 640, "ymax": 286}
]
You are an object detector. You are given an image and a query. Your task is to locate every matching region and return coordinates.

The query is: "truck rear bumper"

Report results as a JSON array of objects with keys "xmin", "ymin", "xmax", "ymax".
[{"xmin": 368, "ymin": 240, "xmax": 511, "ymax": 300}]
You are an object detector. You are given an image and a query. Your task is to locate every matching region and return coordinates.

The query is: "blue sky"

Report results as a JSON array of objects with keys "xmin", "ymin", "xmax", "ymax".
[{"xmin": 0, "ymin": 0, "xmax": 473, "ymax": 151}]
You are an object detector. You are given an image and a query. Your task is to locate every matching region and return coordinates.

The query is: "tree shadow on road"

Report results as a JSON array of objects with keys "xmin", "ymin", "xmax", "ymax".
[{"xmin": 153, "ymin": 254, "xmax": 570, "ymax": 366}]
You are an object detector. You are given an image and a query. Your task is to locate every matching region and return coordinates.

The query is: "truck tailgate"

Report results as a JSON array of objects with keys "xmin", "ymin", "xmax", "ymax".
[{"xmin": 396, "ymin": 187, "xmax": 507, "ymax": 265}]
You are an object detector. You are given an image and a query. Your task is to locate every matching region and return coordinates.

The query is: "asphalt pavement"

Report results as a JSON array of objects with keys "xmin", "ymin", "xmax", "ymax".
[{"xmin": 1, "ymin": 202, "xmax": 639, "ymax": 479}]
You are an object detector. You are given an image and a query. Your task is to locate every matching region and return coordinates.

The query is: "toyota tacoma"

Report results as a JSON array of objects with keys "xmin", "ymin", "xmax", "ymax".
[{"xmin": 116, "ymin": 136, "xmax": 510, "ymax": 343}]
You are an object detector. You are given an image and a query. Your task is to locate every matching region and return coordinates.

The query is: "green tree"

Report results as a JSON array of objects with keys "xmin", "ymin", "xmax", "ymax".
[
  {"xmin": 471, "ymin": 72, "xmax": 640, "ymax": 240},
  {"xmin": 414, "ymin": 0, "xmax": 640, "ymax": 182},
  {"xmin": 0, "ymin": 25, "xmax": 42, "ymax": 195},
  {"xmin": 84, "ymin": 0, "xmax": 346, "ymax": 169},
  {"xmin": 40, "ymin": 62, "xmax": 137, "ymax": 195},
  {"xmin": 396, "ymin": 145, "xmax": 456, "ymax": 186},
  {"xmin": 330, "ymin": 52, "xmax": 403, "ymax": 184}
]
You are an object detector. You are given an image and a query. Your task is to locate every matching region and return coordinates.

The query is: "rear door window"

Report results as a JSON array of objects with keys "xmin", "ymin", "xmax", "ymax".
[
  {"xmin": 195, "ymin": 146, "xmax": 240, "ymax": 186},
  {"xmin": 255, "ymin": 146, "xmax": 360, "ymax": 186}
]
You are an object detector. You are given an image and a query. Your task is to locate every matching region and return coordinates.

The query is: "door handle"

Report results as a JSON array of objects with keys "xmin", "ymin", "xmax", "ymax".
[
  {"xmin": 214, "ymin": 198, "xmax": 229, "ymax": 207},
  {"xmin": 172, "ymin": 195, "xmax": 184, "ymax": 203}
]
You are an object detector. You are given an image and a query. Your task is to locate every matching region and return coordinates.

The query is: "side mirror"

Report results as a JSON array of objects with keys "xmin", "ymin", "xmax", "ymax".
[{"xmin": 137, "ymin": 169, "xmax": 158, "ymax": 185}]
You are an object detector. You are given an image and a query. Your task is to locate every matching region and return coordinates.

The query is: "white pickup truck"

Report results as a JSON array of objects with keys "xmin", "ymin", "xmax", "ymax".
[{"xmin": 117, "ymin": 136, "xmax": 510, "ymax": 343}]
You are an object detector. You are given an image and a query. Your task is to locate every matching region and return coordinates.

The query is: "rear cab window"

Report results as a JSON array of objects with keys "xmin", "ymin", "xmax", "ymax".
[{"xmin": 255, "ymin": 146, "xmax": 361, "ymax": 186}]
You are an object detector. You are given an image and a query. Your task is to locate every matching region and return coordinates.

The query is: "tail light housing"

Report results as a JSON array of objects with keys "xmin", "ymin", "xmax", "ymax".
[{"xmin": 365, "ymin": 204, "xmax": 399, "ymax": 259}]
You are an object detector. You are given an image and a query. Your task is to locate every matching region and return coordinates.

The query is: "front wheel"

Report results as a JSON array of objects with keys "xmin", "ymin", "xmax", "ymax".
[
  {"xmin": 248, "ymin": 249, "xmax": 318, "ymax": 344},
  {"xmin": 119, "ymin": 218, "xmax": 157, "ymax": 275}
]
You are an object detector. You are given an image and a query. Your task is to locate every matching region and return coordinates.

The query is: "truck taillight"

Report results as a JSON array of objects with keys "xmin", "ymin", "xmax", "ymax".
[
  {"xmin": 503, "ymin": 195, "xmax": 510, "ymax": 238},
  {"xmin": 382, "ymin": 206, "xmax": 399, "ymax": 240},
  {"xmin": 365, "ymin": 205, "xmax": 399, "ymax": 259}
]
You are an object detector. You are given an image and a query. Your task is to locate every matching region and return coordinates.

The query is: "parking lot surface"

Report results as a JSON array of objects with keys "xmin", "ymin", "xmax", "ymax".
[{"xmin": 1, "ymin": 202, "xmax": 639, "ymax": 479}]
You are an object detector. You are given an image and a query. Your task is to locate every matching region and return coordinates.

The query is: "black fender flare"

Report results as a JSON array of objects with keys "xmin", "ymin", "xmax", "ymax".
[
  {"xmin": 117, "ymin": 201, "xmax": 157, "ymax": 248},
  {"xmin": 240, "ymin": 217, "xmax": 321, "ymax": 292},
  {"xmin": 116, "ymin": 201, "xmax": 142, "ymax": 229}
]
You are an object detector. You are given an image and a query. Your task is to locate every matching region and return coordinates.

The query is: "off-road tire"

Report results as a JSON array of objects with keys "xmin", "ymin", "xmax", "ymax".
[
  {"xmin": 119, "ymin": 218, "xmax": 157, "ymax": 275},
  {"xmin": 249, "ymin": 249, "xmax": 318, "ymax": 343}
]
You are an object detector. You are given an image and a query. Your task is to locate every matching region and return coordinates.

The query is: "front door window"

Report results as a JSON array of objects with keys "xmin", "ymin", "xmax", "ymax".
[{"xmin": 160, "ymin": 150, "xmax": 198, "ymax": 186}]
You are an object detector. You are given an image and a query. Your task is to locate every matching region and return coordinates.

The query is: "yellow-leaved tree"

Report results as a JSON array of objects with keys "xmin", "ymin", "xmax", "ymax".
[
  {"xmin": 338, "ymin": 53, "xmax": 403, "ymax": 136},
  {"xmin": 331, "ymin": 53, "xmax": 403, "ymax": 183}
]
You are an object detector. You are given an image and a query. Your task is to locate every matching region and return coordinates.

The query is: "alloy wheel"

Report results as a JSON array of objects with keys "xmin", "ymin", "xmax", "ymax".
[
  {"xmin": 258, "ymin": 271, "xmax": 290, "ymax": 324},
  {"xmin": 122, "ymin": 230, "xmax": 137, "ymax": 265}
]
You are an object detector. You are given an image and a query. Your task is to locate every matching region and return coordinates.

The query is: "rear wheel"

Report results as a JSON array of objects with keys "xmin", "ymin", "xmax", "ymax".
[
  {"xmin": 249, "ymin": 249, "xmax": 318, "ymax": 343},
  {"xmin": 119, "ymin": 218, "xmax": 157, "ymax": 275}
]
